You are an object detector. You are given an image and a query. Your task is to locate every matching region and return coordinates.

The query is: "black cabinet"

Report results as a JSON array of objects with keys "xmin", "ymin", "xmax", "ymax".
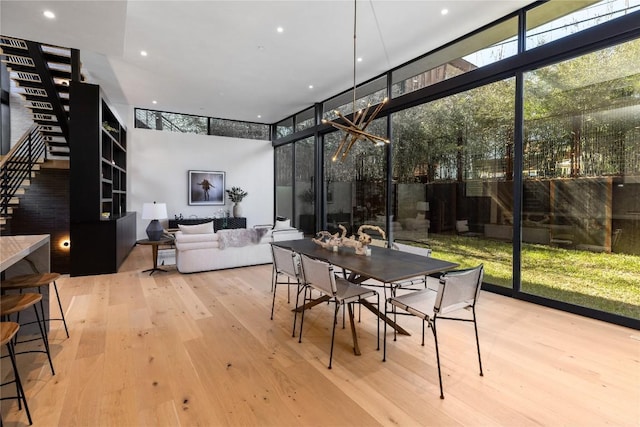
[
  {"xmin": 70, "ymin": 212, "xmax": 136, "ymax": 276},
  {"xmin": 169, "ymin": 217, "xmax": 246, "ymax": 231},
  {"xmin": 69, "ymin": 82, "xmax": 136, "ymax": 276}
]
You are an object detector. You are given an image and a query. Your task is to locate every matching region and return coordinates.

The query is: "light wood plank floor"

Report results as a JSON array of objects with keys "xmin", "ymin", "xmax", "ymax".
[{"xmin": 2, "ymin": 245, "xmax": 639, "ymax": 426}]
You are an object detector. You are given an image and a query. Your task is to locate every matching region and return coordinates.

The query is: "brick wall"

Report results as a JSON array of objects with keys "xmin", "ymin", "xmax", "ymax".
[{"xmin": 8, "ymin": 167, "xmax": 70, "ymax": 273}]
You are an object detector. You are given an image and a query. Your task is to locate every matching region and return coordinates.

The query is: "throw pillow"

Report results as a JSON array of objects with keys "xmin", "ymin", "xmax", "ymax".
[{"xmin": 178, "ymin": 221, "xmax": 214, "ymax": 234}]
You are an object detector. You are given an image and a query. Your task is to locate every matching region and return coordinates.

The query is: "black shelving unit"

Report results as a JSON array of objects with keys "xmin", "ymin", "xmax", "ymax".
[{"xmin": 69, "ymin": 82, "xmax": 136, "ymax": 276}]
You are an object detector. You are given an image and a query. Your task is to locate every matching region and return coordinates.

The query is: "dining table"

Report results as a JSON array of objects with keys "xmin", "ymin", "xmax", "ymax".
[{"xmin": 272, "ymin": 238, "xmax": 459, "ymax": 336}]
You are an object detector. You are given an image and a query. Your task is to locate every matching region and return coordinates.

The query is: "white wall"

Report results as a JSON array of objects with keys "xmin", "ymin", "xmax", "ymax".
[{"xmin": 122, "ymin": 106, "xmax": 274, "ymax": 239}]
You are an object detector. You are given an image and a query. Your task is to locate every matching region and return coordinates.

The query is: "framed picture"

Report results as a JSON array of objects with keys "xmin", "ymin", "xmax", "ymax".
[{"xmin": 188, "ymin": 170, "xmax": 225, "ymax": 205}]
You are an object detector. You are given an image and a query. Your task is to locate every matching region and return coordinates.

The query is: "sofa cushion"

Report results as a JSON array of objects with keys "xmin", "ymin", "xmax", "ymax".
[
  {"xmin": 178, "ymin": 221, "xmax": 214, "ymax": 234},
  {"xmin": 175, "ymin": 232, "xmax": 219, "ymax": 243},
  {"xmin": 176, "ymin": 240, "xmax": 220, "ymax": 251}
]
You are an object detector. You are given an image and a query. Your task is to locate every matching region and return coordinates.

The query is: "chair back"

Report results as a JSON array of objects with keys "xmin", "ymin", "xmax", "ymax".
[
  {"xmin": 435, "ymin": 264, "xmax": 483, "ymax": 315},
  {"xmin": 299, "ymin": 254, "xmax": 337, "ymax": 296},
  {"xmin": 271, "ymin": 245, "xmax": 300, "ymax": 279},
  {"xmin": 392, "ymin": 241, "xmax": 431, "ymax": 258}
]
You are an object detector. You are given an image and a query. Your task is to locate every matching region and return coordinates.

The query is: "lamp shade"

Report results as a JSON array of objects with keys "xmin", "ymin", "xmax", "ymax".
[
  {"xmin": 142, "ymin": 202, "xmax": 168, "ymax": 220},
  {"xmin": 416, "ymin": 201, "xmax": 429, "ymax": 212}
]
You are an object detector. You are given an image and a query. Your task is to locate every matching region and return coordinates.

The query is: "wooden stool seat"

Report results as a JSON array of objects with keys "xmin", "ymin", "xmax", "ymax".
[
  {"xmin": 0, "ymin": 294, "xmax": 43, "ymax": 317},
  {"xmin": 2, "ymin": 273, "xmax": 61, "ymax": 290},
  {"xmin": 0, "ymin": 322, "xmax": 33, "ymax": 425},
  {"xmin": 1, "ymin": 272, "xmax": 69, "ymax": 339},
  {"xmin": 1, "ymin": 321, "xmax": 20, "ymax": 346}
]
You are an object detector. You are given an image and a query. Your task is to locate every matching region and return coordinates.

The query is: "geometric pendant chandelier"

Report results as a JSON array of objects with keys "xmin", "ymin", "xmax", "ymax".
[{"xmin": 322, "ymin": 0, "xmax": 389, "ymax": 162}]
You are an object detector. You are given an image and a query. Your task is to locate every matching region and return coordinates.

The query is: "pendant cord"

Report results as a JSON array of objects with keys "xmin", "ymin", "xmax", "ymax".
[{"xmin": 353, "ymin": 0, "xmax": 357, "ymax": 114}]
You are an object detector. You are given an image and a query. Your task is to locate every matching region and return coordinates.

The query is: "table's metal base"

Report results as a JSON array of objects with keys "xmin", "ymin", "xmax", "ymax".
[{"xmin": 142, "ymin": 267, "xmax": 167, "ymax": 276}]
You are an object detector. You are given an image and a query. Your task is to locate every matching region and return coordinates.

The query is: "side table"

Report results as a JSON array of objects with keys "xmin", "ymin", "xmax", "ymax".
[{"xmin": 137, "ymin": 237, "xmax": 174, "ymax": 275}]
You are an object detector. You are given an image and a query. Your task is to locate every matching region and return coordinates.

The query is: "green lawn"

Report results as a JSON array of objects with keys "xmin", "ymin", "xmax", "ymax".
[{"xmin": 421, "ymin": 234, "xmax": 640, "ymax": 319}]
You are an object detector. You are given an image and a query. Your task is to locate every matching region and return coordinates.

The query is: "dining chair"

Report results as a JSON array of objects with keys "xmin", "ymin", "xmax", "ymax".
[
  {"xmin": 384, "ymin": 264, "xmax": 484, "ymax": 399},
  {"xmin": 390, "ymin": 241, "xmax": 437, "ymax": 292},
  {"xmin": 298, "ymin": 253, "xmax": 379, "ymax": 369},
  {"xmin": 270, "ymin": 244, "xmax": 304, "ymax": 337}
]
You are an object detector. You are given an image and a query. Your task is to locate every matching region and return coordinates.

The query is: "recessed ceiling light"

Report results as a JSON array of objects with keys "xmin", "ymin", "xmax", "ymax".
[
  {"xmin": 441, "ymin": 9, "xmax": 449, "ymax": 15},
  {"xmin": 257, "ymin": 115, "xmax": 262, "ymax": 119},
  {"xmin": 140, "ymin": 50, "xmax": 148, "ymax": 57},
  {"xmin": 43, "ymin": 10, "xmax": 55, "ymax": 19},
  {"xmin": 308, "ymin": 85, "xmax": 314, "ymax": 89},
  {"xmin": 152, "ymin": 100, "xmax": 157, "ymax": 104},
  {"xmin": 276, "ymin": 26, "xmax": 284, "ymax": 33},
  {"xmin": 357, "ymin": 57, "xmax": 363, "ymax": 62}
]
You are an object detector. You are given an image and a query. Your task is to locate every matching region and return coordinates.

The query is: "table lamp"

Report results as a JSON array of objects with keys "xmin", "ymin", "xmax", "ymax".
[{"xmin": 142, "ymin": 202, "xmax": 168, "ymax": 241}]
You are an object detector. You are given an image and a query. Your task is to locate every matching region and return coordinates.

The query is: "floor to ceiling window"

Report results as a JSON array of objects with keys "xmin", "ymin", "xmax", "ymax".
[
  {"xmin": 275, "ymin": 143, "xmax": 293, "ymax": 221},
  {"xmin": 521, "ymin": 37, "xmax": 640, "ymax": 319},
  {"xmin": 392, "ymin": 78, "xmax": 515, "ymax": 288},
  {"xmin": 294, "ymin": 136, "xmax": 315, "ymax": 234}
]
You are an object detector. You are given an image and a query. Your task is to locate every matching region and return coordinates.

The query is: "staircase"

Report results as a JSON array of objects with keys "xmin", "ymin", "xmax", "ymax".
[
  {"xmin": 1, "ymin": 35, "xmax": 81, "ymax": 159},
  {"xmin": 0, "ymin": 125, "xmax": 46, "ymax": 232},
  {"xmin": 0, "ymin": 36, "xmax": 81, "ymax": 232}
]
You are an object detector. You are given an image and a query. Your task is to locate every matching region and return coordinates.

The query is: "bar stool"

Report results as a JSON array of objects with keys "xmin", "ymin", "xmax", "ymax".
[
  {"xmin": 0, "ymin": 293, "xmax": 55, "ymax": 375},
  {"xmin": 1, "ymin": 322, "xmax": 33, "ymax": 425},
  {"xmin": 1, "ymin": 273, "xmax": 69, "ymax": 338}
]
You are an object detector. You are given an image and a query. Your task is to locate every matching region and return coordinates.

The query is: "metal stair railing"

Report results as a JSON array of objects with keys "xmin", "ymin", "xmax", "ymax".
[{"xmin": 0, "ymin": 124, "xmax": 47, "ymax": 218}]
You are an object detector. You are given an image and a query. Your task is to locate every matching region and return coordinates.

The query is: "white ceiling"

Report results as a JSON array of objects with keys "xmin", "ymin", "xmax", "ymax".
[{"xmin": 1, "ymin": 0, "xmax": 534, "ymax": 124}]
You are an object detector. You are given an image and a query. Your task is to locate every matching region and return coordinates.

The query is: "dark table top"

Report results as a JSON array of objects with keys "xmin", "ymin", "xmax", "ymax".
[{"xmin": 273, "ymin": 239, "xmax": 458, "ymax": 283}]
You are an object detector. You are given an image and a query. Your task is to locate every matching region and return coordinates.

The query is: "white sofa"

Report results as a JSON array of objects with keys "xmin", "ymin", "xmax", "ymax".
[{"xmin": 174, "ymin": 221, "xmax": 303, "ymax": 273}]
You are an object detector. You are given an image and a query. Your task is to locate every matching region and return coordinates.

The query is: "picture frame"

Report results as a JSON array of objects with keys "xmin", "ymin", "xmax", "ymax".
[{"xmin": 188, "ymin": 170, "xmax": 225, "ymax": 205}]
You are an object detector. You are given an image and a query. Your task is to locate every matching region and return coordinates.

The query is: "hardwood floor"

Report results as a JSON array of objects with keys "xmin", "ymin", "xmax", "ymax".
[{"xmin": 2, "ymin": 245, "xmax": 639, "ymax": 426}]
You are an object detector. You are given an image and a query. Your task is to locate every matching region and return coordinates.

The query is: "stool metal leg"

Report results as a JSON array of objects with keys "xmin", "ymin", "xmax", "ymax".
[
  {"xmin": 52, "ymin": 281, "xmax": 70, "ymax": 338},
  {"xmin": 5, "ymin": 341, "xmax": 33, "ymax": 425},
  {"xmin": 32, "ymin": 305, "xmax": 55, "ymax": 376}
]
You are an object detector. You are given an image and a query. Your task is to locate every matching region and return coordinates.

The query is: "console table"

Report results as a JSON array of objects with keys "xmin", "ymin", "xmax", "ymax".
[{"xmin": 169, "ymin": 217, "xmax": 246, "ymax": 232}]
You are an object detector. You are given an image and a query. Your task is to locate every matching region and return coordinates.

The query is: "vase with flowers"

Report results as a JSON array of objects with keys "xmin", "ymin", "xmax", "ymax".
[{"xmin": 226, "ymin": 186, "xmax": 248, "ymax": 218}]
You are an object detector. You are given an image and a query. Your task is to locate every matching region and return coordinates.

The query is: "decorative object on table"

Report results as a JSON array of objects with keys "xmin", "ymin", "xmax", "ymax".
[
  {"xmin": 188, "ymin": 170, "xmax": 225, "ymax": 205},
  {"xmin": 226, "ymin": 186, "xmax": 248, "ymax": 218},
  {"xmin": 321, "ymin": 0, "xmax": 389, "ymax": 162},
  {"xmin": 312, "ymin": 224, "xmax": 386, "ymax": 255},
  {"xmin": 142, "ymin": 201, "xmax": 168, "ymax": 241}
]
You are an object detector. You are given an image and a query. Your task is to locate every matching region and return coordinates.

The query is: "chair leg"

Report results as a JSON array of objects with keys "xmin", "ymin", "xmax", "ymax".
[
  {"xmin": 271, "ymin": 265, "xmax": 276, "ymax": 293},
  {"xmin": 53, "ymin": 281, "xmax": 70, "ymax": 338},
  {"xmin": 6, "ymin": 341, "xmax": 33, "ymax": 425},
  {"xmin": 383, "ymin": 298, "xmax": 388, "ymax": 362},
  {"xmin": 298, "ymin": 286, "xmax": 310, "ymax": 344},
  {"xmin": 328, "ymin": 303, "xmax": 339, "ymax": 369},
  {"xmin": 292, "ymin": 282, "xmax": 304, "ymax": 337},
  {"xmin": 376, "ymin": 293, "xmax": 380, "ymax": 351},
  {"xmin": 270, "ymin": 272, "xmax": 279, "ymax": 320},
  {"xmin": 473, "ymin": 307, "xmax": 483, "ymax": 376},
  {"xmin": 431, "ymin": 319, "xmax": 444, "ymax": 399}
]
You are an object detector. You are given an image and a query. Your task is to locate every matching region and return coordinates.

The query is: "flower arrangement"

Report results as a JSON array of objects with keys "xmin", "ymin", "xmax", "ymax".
[{"xmin": 226, "ymin": 186, "xmax": 248, "ymax": 203}]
